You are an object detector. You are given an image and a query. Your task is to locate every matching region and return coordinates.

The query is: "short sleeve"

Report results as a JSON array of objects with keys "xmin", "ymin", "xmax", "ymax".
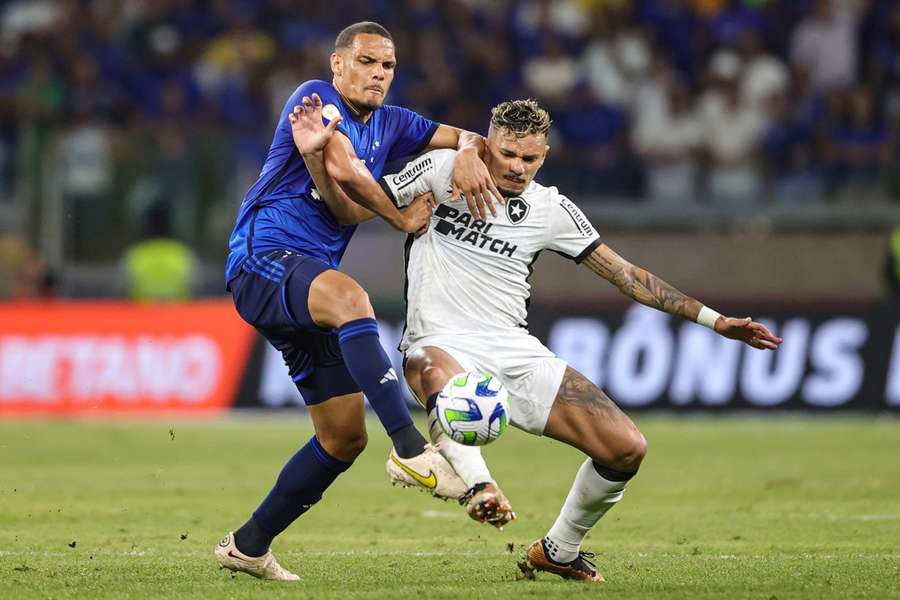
[
  {"xmin": 384, "ymin": 105, "xmax": 439, "ymax": 161},
  {"xmin": 380, "ymin": 149, "xmax": 455, "ymax": 207},
  {"xmin": 546, "ymin": 192, "xmax": 602, "ymax": 263},
  {"xmin": 281, "ymin": 80, "xmax": 352, "ymax": 139}
]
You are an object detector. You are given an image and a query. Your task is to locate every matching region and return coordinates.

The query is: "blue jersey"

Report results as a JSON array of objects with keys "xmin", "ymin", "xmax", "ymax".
[{"xmin": 225, "ymin": 79, "xmax": 438, "ymax": 283}]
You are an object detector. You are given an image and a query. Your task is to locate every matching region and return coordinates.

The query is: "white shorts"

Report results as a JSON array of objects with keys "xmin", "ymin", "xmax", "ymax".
[{"xmin": 404, "ymin": 329, "xmax": 567, "ymax": 435}]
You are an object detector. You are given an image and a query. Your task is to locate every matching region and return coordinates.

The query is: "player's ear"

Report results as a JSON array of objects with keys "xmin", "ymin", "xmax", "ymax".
[{"xmin": 330, "ymin": 52, "xmax": 342, "ymax": 77}]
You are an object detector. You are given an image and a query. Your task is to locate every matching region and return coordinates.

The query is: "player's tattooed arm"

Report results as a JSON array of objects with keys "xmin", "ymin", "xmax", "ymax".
[
  {"xmin": 583, "ymin": 244, "xmax": 784, "ymax": 350},
  {"xmin": 582, "ymin": 244, "xmax": 703, "ymax": 322}
]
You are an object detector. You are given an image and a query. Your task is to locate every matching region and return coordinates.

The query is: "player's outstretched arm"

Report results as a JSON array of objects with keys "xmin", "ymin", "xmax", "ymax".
[
  {"xmin": 289, "ymin": 95, "xmax": 375, "ymax": 225},
  {"xmin": 426, "ymin": 124, "xmax": 502, "ymax": 221},
  {"xmin": 582, "ymin": 244, "xmax": 783, "ymax": 351}
]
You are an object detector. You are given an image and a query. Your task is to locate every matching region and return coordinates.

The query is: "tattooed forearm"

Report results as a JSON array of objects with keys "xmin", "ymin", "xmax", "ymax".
[
  {"xmin": 583, "ymin": 246, "xmax": 702, "ymax": 321},
  {"xmin": 625, "ymin": 265, "xmax": 702, "ymax": 320},
  {"xmin": 555, "ymin": 367, "xmax": 619, "ymax": 419}
]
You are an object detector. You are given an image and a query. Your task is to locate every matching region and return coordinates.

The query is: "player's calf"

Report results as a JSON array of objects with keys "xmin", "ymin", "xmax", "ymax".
[
  {"xmin": 537, "ymin": 367, "xmax": 646, "ymax": 568},
  {"xmin": 545, "ymin": 367, "xmax": 647, "ymax": 473}
]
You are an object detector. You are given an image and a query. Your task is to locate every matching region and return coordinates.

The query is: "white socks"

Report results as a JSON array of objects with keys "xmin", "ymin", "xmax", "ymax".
[
  {"xmin": 427, "ymin": 408, "xmax": 494, "ymax": 488},
  {"xmin": 545, "ymin": 459, "xmax": 629, "ymax": 564}
]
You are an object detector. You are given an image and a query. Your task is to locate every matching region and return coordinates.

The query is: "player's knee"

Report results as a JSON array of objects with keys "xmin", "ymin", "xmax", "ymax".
[
  {"xmin": 403, "ymin": 351, "xmax": 427, "ymax": 379},
  {"xmin": 319, "ymin": 430, "xmax": 368, "ymax": 461},
  {"xmin": 333, "ymin": 286, "xmax": 374, "ymax": 322},
  {"xmin": 628, "ymin": 430, "xmax": 648, "ymax": 466},
  {"xmin": 610, "ymin": 430, "xmax": 647, "ymax": 472},
  {"xmin": 420, "ymin": 365, "xmax": 451, "ymax": 397},
  {"xmin": 587, "ymin": 429, "xmax": 647, "ymax": 473},
  {"xmin": 340, "ymin": 431, "xmax": 368, "ymax": 458}
]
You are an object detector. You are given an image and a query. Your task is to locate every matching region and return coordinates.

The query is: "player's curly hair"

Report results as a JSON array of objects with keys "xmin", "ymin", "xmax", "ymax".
[{"xmin": 489, "ymin": 99, "xmax": 551, "ymax": 138}]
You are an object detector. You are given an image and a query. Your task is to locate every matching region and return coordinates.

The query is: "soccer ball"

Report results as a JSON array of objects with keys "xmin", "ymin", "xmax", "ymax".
[{"xmin": 435, "ymin": 371, "xmax": 509, "ymax": 446}]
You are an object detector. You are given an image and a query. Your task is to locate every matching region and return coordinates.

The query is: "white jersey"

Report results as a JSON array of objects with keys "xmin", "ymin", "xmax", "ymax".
[{"xmin": 381, "ymin": 149, "xmax": 601, "ymax": 351}]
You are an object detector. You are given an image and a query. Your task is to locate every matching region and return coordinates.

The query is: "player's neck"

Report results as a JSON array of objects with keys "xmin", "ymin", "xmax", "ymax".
[{"xmin": 333, "ymin": 82, "xmax": 374, "ymax": 123}]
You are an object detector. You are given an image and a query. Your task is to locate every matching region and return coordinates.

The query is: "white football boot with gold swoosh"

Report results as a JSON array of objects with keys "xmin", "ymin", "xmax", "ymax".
[{"xmin": 386, "ymin": 443, "xmax": 467, "ymax": 499}]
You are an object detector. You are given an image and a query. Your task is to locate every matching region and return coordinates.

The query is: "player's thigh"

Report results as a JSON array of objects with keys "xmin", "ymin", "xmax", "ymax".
[
  {"xmin": 308, "ymin": 392, "xmax": 368, "ymax": 462},
  {"xmin": 307, "ymin": 268, "xmax": 374, "ymax": 328},
  {"xmin": 234, "ymin": 251, "xmax": 367, "ymax": 335},
  {"xmin": 543, "ymin": 367, "xmax": 647, "ymax": 471},
  {"xmin": 404, "ymin": 345, "xmax": 465, "ymax": 405}
]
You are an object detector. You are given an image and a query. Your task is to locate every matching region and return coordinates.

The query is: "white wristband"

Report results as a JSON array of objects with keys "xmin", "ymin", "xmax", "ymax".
[{"xmin": 697, "ymin": 306, "xmax": 722, "ymax": 330}]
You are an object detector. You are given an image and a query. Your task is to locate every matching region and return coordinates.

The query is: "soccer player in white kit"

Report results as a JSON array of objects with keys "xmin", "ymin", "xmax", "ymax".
[{"xmin": 291, "ymin": 97, "xmax": 783, "ymax": 582}]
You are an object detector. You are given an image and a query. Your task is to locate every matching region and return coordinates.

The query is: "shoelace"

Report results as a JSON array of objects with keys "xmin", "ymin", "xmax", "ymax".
[{"xmin": 572, "ymin": 551, "xmax": 598, "ymax": 575}]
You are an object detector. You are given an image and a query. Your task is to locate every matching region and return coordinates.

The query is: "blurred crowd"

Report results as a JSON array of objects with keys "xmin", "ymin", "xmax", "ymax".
[{"xmin": 2, "ymin": 0, "xmax": 900, "ymax": 268}]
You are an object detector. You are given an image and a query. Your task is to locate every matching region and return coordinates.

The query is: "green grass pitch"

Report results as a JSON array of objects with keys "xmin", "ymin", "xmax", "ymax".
[{"xmin": 2, "ymin": 416, "xmax": 899, "ymax": 599}]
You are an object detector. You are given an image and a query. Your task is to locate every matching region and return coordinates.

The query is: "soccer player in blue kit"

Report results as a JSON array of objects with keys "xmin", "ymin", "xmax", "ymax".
[{"xmin": 215, "ymin": 22, "xmax": 502, "ymax": 580}]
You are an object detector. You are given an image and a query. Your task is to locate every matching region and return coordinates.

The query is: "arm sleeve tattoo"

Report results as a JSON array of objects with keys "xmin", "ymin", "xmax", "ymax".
[{"xmin": 582, "ymin": 246, "xmax": 703, "ymax": 322}]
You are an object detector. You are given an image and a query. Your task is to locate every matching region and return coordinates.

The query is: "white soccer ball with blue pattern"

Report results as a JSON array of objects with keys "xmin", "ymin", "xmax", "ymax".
[{"xmin": 435, "ymin": 372, "xmax": 509, "ymax": 446}]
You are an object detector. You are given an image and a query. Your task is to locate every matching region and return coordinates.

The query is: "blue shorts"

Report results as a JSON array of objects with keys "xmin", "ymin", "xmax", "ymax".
[{"xmin": 229, "ymin": 250, "xmax": 360, "ymax": 405}]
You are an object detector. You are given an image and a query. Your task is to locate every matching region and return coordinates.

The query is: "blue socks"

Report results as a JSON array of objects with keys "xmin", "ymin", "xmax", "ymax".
[
  {"xmin": 242, "ymin": 435, "xmax": 351, "ymax": 554},
  {"xmin": 235, "ymin": 319, "xmax": 428, "ymax": 557},
  {"xmin": 337, "ymin": 318, "xmax": 426, "ymax": 457}
]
